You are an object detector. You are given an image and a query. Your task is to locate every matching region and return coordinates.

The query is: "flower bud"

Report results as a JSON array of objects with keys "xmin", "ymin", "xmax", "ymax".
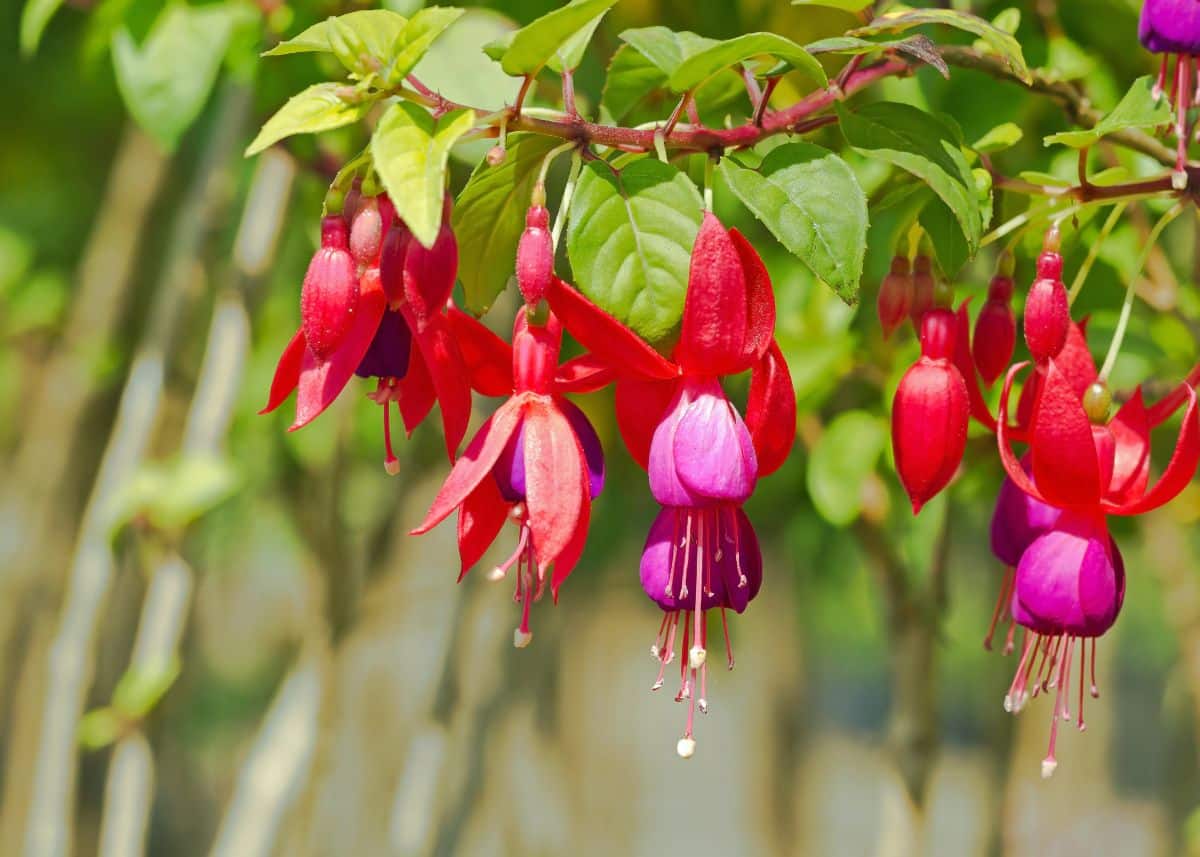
[
  {"xmin": 378, "ymin": 220, "xmax": 412, "ymax": 307},
  {"xmin": 516, "ymin": 205, "xmax": 554, "ymax": 306},
  {"xmin": 402, "ymin": 209, "xmax": 458, "ymax": 330},
  {"xmin": 300, "ymin": 216, "xmax": 359, "ymax": 360},
  {"xmin": 892, "ymin": 309, "xmax": 969, "ymax": 513},
  {"xmin": 972, "ymin": 275, "xmax": 1016, "ymax": 386},
  {"xmin": 1024, "ymin": 251, "xmax": 1069, "ymax": 363},
  {"xmin": 909, "ymin": 254, "xmax": 935, "ymax": 326},
  {"xmin": 349, "ymin": 196, "xmax": 383, "ymax": 267},
  {"xmin": 876, "ymin": 255, "xmax": 912, "ymax": 339}
]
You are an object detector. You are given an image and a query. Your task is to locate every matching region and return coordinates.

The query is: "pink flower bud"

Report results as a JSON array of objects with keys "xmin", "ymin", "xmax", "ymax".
[
  {"xmin": 349, "ymin": 196, "xmax": 383, "ymax": 267},
  {"xmin": 516, "ymin": 205, "xmax": 554, "ymax": 306},
  {"xmin": 892, "ymin": 308, "xmax": 969, "ymax": 513},
  {"xmin": 300, "ymin": 216, "xmax": 359, "ymax": 360},
  {"xmin": 909, "ymin": 254, "xmax": 935, "ymax": 326},
  {"xmin": 972, "ymin": 275, "xmax": 1016, "ymax": 386},
  {"xmin": 1024, "ymin": 252, "xmax": 1069, "ymax": 362},
  {"xmin": 876, "ymin": 255, "xmax": 913, "ymax": 339},
  {"xmin": 378, "ymin": 220, "xmax": 411, "ymax": 307},
  {"xmin": 403, "ymin": 206, "xmax": 458, "ymax": 330}
]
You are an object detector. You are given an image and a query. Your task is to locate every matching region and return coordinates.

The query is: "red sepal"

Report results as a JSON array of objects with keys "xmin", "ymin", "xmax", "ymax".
[
  {"xmin": 953, "ymin": 300, "xmax": 998, "ymax": 432},
  {"xmin": 676, "ymin": 213, "xmax": 749, "ymax": 376},
  {"xmin": 405, "ymin": 307, "xmax": 472, "ymax": 459},
  {"xmin": 1147, "ymin": 361, "xmax": 1200, "ymax": 427},
  {"xmin": 550, "ymin": 472, "xmax": 591, "ymax": 599},
  {"xmin": 1107, "ymin": 385, "xmax": 1200, "ymax": 516},
  {"xmin": 1107, "ymin": 390, "xmax": 1151, "ymax": 505},
  {"xmin": 521, "ymin": 398, "xmax": 587, "ymax": 575},
  {"xmin": 447, "ymin": 306, "xmax": 513, "ymax": 396},
  {"xmin": 290, "ymin": 271, "xmax": 387, "ymax": 431},
  {"xmin": 997, "ymin": 363, "xmax": 1051, "ymax": 505},
  {"xmin": 615, "ymin": 377, "xmax": 679, "ymax": 470},
  {"xmin": 745, "ymin": 340, "xmax": 796, "ymax": 478},
  {"xmin": 457, "ymin": 478, "xmax": 509, "ymax": 581},
  {"xmin": 554, "ymin": 354, "xmax": 614, "ymax": 394},
  {"xmin": 730, "ymin": 228, "xmax": 775, "ymax": 363},
  {"xmin": 397, "ymin": 343, "xmax": 436, "ymax": 435},
  {"xmin": 544, "ymin": 277, "xmax": 677, "ymax": 380},
  {"xmin": 411, "ymin": 398, "xmax": 525, "ymax": 535},
  {"xmin": 1029, "ymin": 359, "xmax": 1102, "ymax": 509},
  {"xmin": 260, "ymin": 329, "xmax": 306, "ymax": 414}
]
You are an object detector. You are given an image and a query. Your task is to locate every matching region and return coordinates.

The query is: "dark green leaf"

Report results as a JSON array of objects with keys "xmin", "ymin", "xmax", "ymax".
[
  {"xmin": 20, "ymin": 0, "xmax": 64, "ymax": 57},
  {"xmin": 619, "ymin": 26, "xmax": 718, "ymax": 75},
  {"xmin": 719, "ymin": 143, "xmax": 867, "ymax": 303},
  {"xmin": 919, "ymin": 197, "xmax": 969, "ymax": 276},
  {"xmin": 567, "ymin": 158, "xmax": 704, "ymax": 343},
  {"xmin": 852, "ymin": 8, "xmax": 1030, "ymax": 83},
  {"xmin": 668, "ymin": 32, "xmax": 827, "ymax": 91},
  {"xmin": 837, "ymin": 102, "xmax": 981, "ymax": 257},
  {"xmin": 245, "ymin": 83, "xmax": 372, "ymax": 156},
  {"xmin": 452, "ymin": 134, "xmax": 561, "ymax": 315},
  {"xmin": 1044, "ymin": 76, "xmax": 1171, "ymax": 149},
  {"xmin": 601, "ymin": 41, "xmax": 744, "ymax": 125},
  {"xmin": 372, "ymin": 103, "xmax": 475, "ymax": 248}
]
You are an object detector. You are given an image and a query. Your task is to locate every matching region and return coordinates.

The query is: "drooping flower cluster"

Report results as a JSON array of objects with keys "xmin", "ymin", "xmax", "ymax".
[{"xmin": 878, "ymin": 224, "xmax": 1200, "ymax": 777}]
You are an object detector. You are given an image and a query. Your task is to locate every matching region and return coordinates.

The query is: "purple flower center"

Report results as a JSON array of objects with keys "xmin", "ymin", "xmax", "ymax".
[
  {"xmin": 493, "ymin": 399, "xmax": 605, "ymax": 503},
  {"xmin": 355, "ymin": 309, "xmax": 412, "ymax": 379},
  {"xmin": 648, "ymin": 377, "xmax": 758, "ymax": 508},
  {"xmin": 989, "ymin": 462, "xmax": 1061, "ymax": 567}
]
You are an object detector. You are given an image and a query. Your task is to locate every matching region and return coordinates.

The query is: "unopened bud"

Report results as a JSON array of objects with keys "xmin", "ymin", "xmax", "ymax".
[
  {"xmin": 486, "ymin": 145, "xmax": 506, "ymax": 166},
  {"xmin": 909, "ymin": 254, "xmax": 935, "ymax": 325},
  {"xmin": 350, "ymin": 196, "xmax": 384, "ymax": 266},
  {"xmin": 876, "ymin": 255, "xmax": 913, "ymax": 338},
  {"xmin": 517, "ymin": 205, "xmax": 554, "ymax": 306},
  {"xmin": 1024, "ymin": 251, "xmax": 1069, "ymax": 363}
]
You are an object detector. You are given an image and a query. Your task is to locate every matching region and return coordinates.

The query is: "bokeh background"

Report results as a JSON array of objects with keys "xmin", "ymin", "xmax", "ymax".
[{"xmin": 3, "ymin": 0, "xmax": 1200, "ymax": 855}]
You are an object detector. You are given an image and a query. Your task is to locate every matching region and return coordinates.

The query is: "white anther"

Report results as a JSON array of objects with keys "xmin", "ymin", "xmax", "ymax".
[
  {"xmin": 513, "ymin": 628, "xmax": 533, "ymax": 648},
  {"xmin": 384, "ymin": 459, "xmax": 401, "ymax": 476},
  {"xmin": 676, "ymin": 737, "xmax": 696, "ymax": 759},
  {"xmin": 650, "ymin": 644, "xmax": 660, "ymax": 659},
  {"xmin": 698, "ymin": 698, "xmax": 708, "ymax": 714},
  {"xmin": 1041, "ymin": 758, "xmax": 1058, "ymax": 779},
  {"xmin": 1174, "ymin": 170, "xmax": 1189, "ymax": 191},
  {"xmin": 688, "ymin": 646, "xmax": 707, "ymax": 670},
  {"xmin": 487, "ymin": 567, "xmax": 506, "ymax": 582}
]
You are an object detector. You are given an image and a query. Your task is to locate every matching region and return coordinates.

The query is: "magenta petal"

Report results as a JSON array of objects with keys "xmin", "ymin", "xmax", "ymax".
[
  {"xmin": 1013, "ymin": 513, "xmax": 1121, "ymax": 638},
  {"xmin": 648, "ymin": 383, "xmax": 703, "ymax": 507},
  {"xmin": 639, "ymin": 508, "xmax": 724, "ymax": 613},
  {"xmin": 559, "ymin": 397, "xmax": 605, "ymax": 499},
  {"xmin": 672, "ymin": 378, "xmax": 757, "ymax": 504},
  {"xmin": 716, "ymin": 506, "xmax": 762, "ymax": 614},
  {"xmin": 989, "ymin": 458, "xmax": 1061, "ymax": 567}
]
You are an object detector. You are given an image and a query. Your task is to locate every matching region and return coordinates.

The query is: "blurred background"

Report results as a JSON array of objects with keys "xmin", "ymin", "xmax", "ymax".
[{"xmin": 3, "ymin": 0, "xmax": 1200, "ymax": 855}]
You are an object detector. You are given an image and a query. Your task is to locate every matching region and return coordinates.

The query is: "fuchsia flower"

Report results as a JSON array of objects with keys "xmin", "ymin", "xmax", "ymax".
[
  {"xmin": 262, "ymin": 197, "xmax": 472, "ymax": 472},
  {"xmin": 411, "ymin": 308, "xmax": 611, "ymax": 648},
  {"xmin": 876, "ymin": 255, "xmax": 913, "ymax": 339},
  {"xmin": 546, "ymin": 212, "xmax": 796, "ymax": 756},
  {"xmin": 1139, "ymin": 1, "xmax": 1200, "ymax": 178},
  {"xmin": 994, "ymin": 357, "xmax": 1200, "ymax": 776},
  {"xmin": 972, "ymin": 270, "xmax": 1016, "ymax": 387}
]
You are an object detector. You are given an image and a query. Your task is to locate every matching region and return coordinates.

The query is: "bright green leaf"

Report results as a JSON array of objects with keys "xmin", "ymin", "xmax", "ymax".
[
  {"xmin": 112, "ymin": 3, "xmax": 245, "ymax": 150},
  {"xmin": 991, "ymin": 8, "xmax": 1021, "ymax": 35},
  {"xmin": 1044, "ymin": 76, "xmax": 1171, "ymax": 149},
  {"xmin": 245, "ymin": 83, "xmax": 372, "ymax": 156},
  {"xmin": 719, "ymin": 143, "xmax": 867, "ymax": 304},
  {"xmin": 807, "ymin": 410, "xmax": 888, "ymax": 527},
  {"xmin": 972, "ymin": 122, "xmax": 1023, "ymax": 153},
  {"xmin": 20, "ymin": 0, "xmax": 64, "ymax": 57},
  {"xmin": 372, "ymin": 103, "xmax": 475, "ymax": 248},
  {"xmin": 837, "ymin": 102, "xmax": 981, "ymax": 257},
  {"xmin": 262, "ymin": 10, "xmax": 408, "ymax": 69},
  {"xmin": 452, "ymin": 133, "xmax": 561, "ymax": 315},
  {"xmin": 485, "ymin": 0, "xmax": 619, "ymax": 76},
  {"xmin": 382, "ymin": 6, "xmax": 464, "ymax": 83},
  {"xmin": 668, "ymin": 32, "xmax": 827, "ymax": 92},
  {"xmin": 567, "ymin": 158, "xmax": 704, "ymax": 343},
  {"xmin": 852, "ymin": 8, "xmax": 1031, "ymax": 83}
]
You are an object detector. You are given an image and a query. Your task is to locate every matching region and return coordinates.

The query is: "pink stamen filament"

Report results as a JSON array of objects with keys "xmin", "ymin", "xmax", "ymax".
[{"xmin": 984, "ymin": 567, "xmax": 1015, "ymax": 651}]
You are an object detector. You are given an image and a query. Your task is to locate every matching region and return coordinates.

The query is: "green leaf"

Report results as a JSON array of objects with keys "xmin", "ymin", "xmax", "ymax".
[
  {"xmin": 451, "ymin": 133, "xmax": 561, "ymax": 315},
  {"xmin": 807, "ymin": 410, "xmax": 888, "ymax": 527},
  {"xmin": 852, "ymin": 8, "xmax": 1031, "ymax": 83},
  {"xmin": 972, "ymin": 122, "xmax": 1023, "ymax": 153},
  {"xmin": 619, "ymin": 26, "xmax": 718, "ymax": 75},
  {"xmin": 245, "ymin": 83, "xmax": 371, "ymax": 156},
  {"xmin": 805, "ymin": 35, "xmax": 948, "ymax": 78},
  {"xmin": 112, "ymin": 3, "xmax": 245, "ymax": 150},
  {"xmin": 485, "ymin": 0, "xmax": 619, "ymax": 76},
  {"xmin": 1044, "ymin": 76, "xmax": 1171, "ymax": 149},
  {"xmin": 372, "ymin": 103, "xmax": 475, "ymax": 248},
  {"xmin": 919, "ymin": 196, "xmax": 969, "ymax": 276},
  {"xmin": 412, "ymin": 9, "xmax": 521, "ymax": 107},
  {"xmin": 719, "ymin": 143, "xmax": 867, "ymax": 304},
  {"xmin": 837, "ymin": 102, "xmax": 981, "ymax": 257},
  {"xmin": 263, "ymin": 10, "xmax": 408, "ymax": 69},
  {"xmin": 381, "ymin": 6, "xmax": 464, "ymax": 84},
  {"xmin": 567, "ymin": 158, "xmax": 704, "ymax": 343},
  {"xmin": 112, "ymin": 658, "xmax": 182, "ymax": 719},
  {"xmin": 668, "ymin": 32, "xmax": 827, "ymax": 92},
  {"xmin": 20, "ymin": 0, "xmax": 65, "ymax": 57},
  {"xmin": 602, "ymin": 40, "xmax": 743, "ymax": 125}
]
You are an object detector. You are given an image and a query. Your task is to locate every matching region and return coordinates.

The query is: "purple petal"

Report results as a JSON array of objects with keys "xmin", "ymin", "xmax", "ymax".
[
  {"xmin": 672, "ymin": 378, "xmax": 758, "ymax": 503},
  {"xmin": 639, "ymin": 507, "xmax": 726, "ymax": 613},
  {"xmin": 714, "ymin": 506, "xmax": 762, "ymax": 614},
  {"xmin": 559, "ymin": 398, "xmax": 605, "ymax": 499},
  {"xmin": 989, "ymin": 458, "xmax": 1061, "ymax": 567},
  {"xmin": 493, "ymin": 415, "xmax": 527, "ymax": 503},
  {"xmin": 1012, "ymin": 513, "xmax": 1122, "ymax": 638},
  {"xmin": 648, "ymin": 383, "xmax": 703, "ymax": 507},
  {"xmin": 1140, "ymin": 0, "xmax": 1200, "ymax": 54},
  {"xmin": 355, "ymin": 309, "xmax": 412, "ymax": 379}
]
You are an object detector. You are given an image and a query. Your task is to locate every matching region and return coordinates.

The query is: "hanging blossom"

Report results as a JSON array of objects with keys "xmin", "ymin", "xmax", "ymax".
[
  {"xmin": 262, "ymin": 195, "xmax": 472, "ymax": 471},
  {"xmin": 546, "ymin": 212, "xmax": 796, "ymax": 757},
  {"xmin": 410, "ymin": 307, "xmax": 612, "ymax": 648},
  {"xmin": 1139, "ymin": 0, "xmax": 1200, "ymax": 182},
  {"xmin": 993, "ymin": 355, "xmax": 1200, "ymax": 777}
]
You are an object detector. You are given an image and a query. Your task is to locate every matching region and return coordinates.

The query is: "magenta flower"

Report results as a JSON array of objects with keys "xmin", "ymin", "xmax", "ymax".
[{"xmin": 1139, "ymin": 0, "xmax": 1200, "ymax": 55}]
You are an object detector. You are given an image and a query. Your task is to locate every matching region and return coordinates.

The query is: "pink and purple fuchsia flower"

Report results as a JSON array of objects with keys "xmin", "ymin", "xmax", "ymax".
[{"xmin": 1139, "ymin": 0, "xmax": 1200, "ymax": 180}]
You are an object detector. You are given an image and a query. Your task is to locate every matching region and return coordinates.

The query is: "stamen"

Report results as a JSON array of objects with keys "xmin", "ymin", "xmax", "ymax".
[
  {"xmin": 514, "ymin": 550, "xmax": 534, "ymax": 649},
  {"xmin": 984, "ymin": 567, "xmax": 1015, "ymax": 651},
  {"xmin": 1077, "ymin": 638, "xmax": 1087, "ymax": 732},
  {"xmin": 1005, "ymin": 633, "xmax": 1036, "ymax": 713},
  {"xmin": 691, "ymin": 513, "xmax": 705, "ymax": 671},
  {"xmin": 1174, "ymin": 55, "xmax": 1192, "ymax": 186},
  {"xmin": 720, "ymin": 607, "xmax": 735, "ymax": 670},
  {"xmin": 492, "ymin": 523, "xmax": 530, "ymax": 582},
  {"xmin": 1153, "ymin": 55, "xmax": 1169, "ymax": 101},
  {"xmin": 382, "ymin": 400, "xmax": 400, "ymax": 475},
  {"xmin": 1090, "ymin": 638, "xmax": 1099, "ymax": 698}
]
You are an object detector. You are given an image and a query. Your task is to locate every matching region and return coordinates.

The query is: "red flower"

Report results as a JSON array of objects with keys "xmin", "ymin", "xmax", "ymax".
[
  {"xmin": 261, "ymin": 200, "xmax": 472, "ymax": 470},
  {"xmin": 411, "ymin": 309, "xmax": 611, "ymax": 647}
]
